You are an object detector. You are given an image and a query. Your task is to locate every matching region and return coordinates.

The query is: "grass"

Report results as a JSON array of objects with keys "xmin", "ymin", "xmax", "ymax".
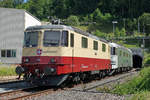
[
  {"xmin": 113, "ymin": 67, "xmax": 150, "ymax": 94},
  {"xmin": 96, "ymin": 85, "xmax": 112, "ymax": 93},
  {"xmin": 130, "ymin": 91, "xmax": 150, "ymax": 100},
  {"xmin": 0, "ymin": 64, "xmax": 17, "ymax": 76},
  {"xmin": 144, "ymin": 51, "xmax": 150, "ymax": 65},
  {"xmin": 111, "ymin": 67, "xmax": 150, "ymax": 100}
]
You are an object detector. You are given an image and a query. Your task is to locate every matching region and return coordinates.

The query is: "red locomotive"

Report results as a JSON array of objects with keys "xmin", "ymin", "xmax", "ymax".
[{"xmin": 15, "ymin": 25, "xmax": 113, "ymax": 86}]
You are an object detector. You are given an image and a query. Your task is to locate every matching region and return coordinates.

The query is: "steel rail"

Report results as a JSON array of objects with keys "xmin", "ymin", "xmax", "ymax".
[
  {"xmin": 0, "ymin": 80, "xmax": 24, "ymax": 85},
  {"xmin": 0, "ymin": 87, "xmax": 38, "ymax": 99},
  {"xmin": 10, "ymin": 89, "xmax": 55, "ymax": 100},
  {"xmin": 71, "ymin": 70, "xmax": 138, "ymax": 94}
]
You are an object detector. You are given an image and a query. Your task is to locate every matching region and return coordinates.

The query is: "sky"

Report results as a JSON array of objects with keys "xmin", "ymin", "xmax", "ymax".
[{"xmin": 24, "ymin": 0, "xmax": 27, "ymax": 2}]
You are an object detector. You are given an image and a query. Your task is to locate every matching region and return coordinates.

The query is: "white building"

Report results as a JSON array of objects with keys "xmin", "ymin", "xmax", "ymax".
[{"xmin": 0, "ymin": 8, "xmax": 41, "ymax": 63}]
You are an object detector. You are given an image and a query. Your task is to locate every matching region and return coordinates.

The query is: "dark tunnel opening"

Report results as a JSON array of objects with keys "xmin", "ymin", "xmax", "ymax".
[{"xmin": 133, "ymin": 55, "xmax": 143, "ymax": 68}]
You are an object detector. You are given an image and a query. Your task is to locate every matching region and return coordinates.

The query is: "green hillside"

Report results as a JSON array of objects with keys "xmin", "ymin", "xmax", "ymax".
[{"xmin": 1, "ymin": 0, "xmax": 150, "ymax": 36}]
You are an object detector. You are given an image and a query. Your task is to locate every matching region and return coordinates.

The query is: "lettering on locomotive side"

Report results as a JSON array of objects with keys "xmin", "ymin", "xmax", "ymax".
[
  {"xmin": 43, "ymin": 51, "xmax": 57, "ymax": 53},
  {"xmin": 81, "ymin": 65, "xmax": 89, "ymax": 68}
]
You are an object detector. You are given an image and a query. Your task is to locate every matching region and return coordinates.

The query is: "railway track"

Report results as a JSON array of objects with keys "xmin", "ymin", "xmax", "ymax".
[
  {"xmin": 0, "ymin": 87, "xmax": 35, "ymax": 100},
  {"xmin": 9, "ymin": 88, "xmax": 56, "ymax": 100},
  {"xmin": 0, "ymin": 80, "xmax": 27, "ymax": 93},
  {"xmin": 0, "ymin": 86, "xmax": 52, "ymax": 100},
  {"xmin": 71, "ymin": 69, "xmax": 139, "ymax": 93},
  {"xmin": 0, "ymin": 69, "xmax": 139, "ymax": 100},
  {"xmin": 0, "ymin": 80, "xmax": 24, "ymax": 85}
]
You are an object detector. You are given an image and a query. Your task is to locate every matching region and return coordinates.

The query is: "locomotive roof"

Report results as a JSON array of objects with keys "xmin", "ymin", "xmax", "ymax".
[{"xmin": 26, "ymin": 25, "xmax": 108, "ymax": 43}]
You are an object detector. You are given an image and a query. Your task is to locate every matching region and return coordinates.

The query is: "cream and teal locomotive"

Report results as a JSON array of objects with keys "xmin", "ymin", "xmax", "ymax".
[{"xmin": 109, "ymin": 42, "xmax": 133, "ymax": 73}]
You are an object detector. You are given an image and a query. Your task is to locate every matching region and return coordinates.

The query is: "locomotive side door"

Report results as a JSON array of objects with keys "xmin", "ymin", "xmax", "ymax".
[{"xmin": 70, "ymin": 33, "xmax": 74, "ymax": 72}]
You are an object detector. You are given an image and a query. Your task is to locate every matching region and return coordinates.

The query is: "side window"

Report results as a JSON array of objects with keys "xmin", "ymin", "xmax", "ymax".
[
  {"xmin": 1, "ymin": 50, "xmax": 6, "ymax": 57},
  {"xmin": 82, "ymin": 37, "xmax": 88, "ymax": 48},
  {"xmin": 70, "ymin": 33, "xmax": 74, "ymax": 47},
  {"xmin": 102, "ymin": 43, "xmax": 106, "ymax": 52},
  {"xmin": 123, "ymin": 52, "xmax": 125, "ymax": 56},
  {"xmin": 12, "ymin": 50, "xmax": 16, "ymax": 57},
  {"xmin": 61, "ymin": 31, "xmax": 68, "ymax": 47},
  {"xmin": 120, "ymin": 51, "xmax": 122, "ymax": 56},
  {"xmin": 1, "ymin": 49, "xmax": 16, "ymax": 58},
  {"xmin": 93, "ymin": 41, "xmax": 98, "ymax": 50},
  {"xmin": 7, "ymin": 50, "xmax": 11, "ymax": 57},
  {"xmin": 111, "ymin": 47, "xmax": 116, "ymax": 55}
]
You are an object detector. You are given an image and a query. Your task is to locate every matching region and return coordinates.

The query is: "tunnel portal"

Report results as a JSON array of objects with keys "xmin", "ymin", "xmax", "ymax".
[
  {"xmin": 130, "ymin": 48, "xmax": 143, "ymax": 68},
  {"xmin": 133, "ymin": 55, "xmax": 143, "ymax": 68}
]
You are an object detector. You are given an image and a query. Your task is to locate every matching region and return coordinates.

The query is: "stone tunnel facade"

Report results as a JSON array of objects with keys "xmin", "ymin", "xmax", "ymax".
[{"xmin": 130, "ymin": 48, "xmax": 143, "ymax": 68}]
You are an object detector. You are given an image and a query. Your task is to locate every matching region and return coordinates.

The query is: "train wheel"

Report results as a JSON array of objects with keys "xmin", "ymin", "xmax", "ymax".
[
  {"xmin": 102, "ymin": 71, "xmax": 106, "ymax": 78},
  {"xmin": 73, "ymin": 73, "xmax": 81, "ymax": 84},
  {"xmin": 98, "ymin": 71, "xmax": 102, "ymax": 79},
  {"xmin": 80, "ymin": 73, "xmax": 86, "ymax": 81}
]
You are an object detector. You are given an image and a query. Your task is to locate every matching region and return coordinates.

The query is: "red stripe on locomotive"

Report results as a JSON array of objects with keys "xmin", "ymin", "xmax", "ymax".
[{"xmin": 22, "ymin": 56, "xmax": 111, "ymax": 75}]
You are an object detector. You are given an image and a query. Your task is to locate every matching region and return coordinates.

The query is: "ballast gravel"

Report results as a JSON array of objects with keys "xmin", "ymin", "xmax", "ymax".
[
  {"xmin": 33, "ymin": 71, "xmax": 138, "ymax": 100},
  {"xmin": 35, "ymin": 90, "xmax": 126, "ymax": 100}
]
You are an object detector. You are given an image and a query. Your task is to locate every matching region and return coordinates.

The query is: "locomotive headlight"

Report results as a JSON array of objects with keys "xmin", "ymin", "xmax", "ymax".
[
  {"xmin": 44, "ymin": 67, "xmax": 55, "ymax": 75},
  {"xmin": 50, "ymin": 58, "xmax": 57, "ymax": 63},
  {"xmin": 24, "ymin": 58, "xmax": 29, "ymax": 63}
]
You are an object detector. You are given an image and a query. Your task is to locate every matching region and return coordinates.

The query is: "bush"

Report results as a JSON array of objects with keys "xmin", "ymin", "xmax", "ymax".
[
  {"xmin": 130, "ymin": 91, "xmax": 150, "ymax": 100},
  {"xmin": 66, "ymin": 15, "xmax": 80, "ymax": 26},
  {"xmin": 93, "ymin": 30, "xmax": 106, "ymax": 38},
  {"xmin": 112, "ymin": 67, "xmax": 150, "ymax": 95}
]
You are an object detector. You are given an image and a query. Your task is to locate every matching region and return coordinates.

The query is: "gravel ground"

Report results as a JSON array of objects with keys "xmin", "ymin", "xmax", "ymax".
[
  {"xmin": 32, "ymin": 71, "xmax": 138, "ymax": 100},
  {"xmin": 35, "ymin": 90, "xmax": 125, "ymax": 100},
  {"xmin": 0, "ymin": 76, "xmax": 18, "ymax": 80}
]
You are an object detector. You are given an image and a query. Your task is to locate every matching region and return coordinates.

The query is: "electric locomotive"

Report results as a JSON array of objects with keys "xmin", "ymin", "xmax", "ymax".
[{"xmin": 15, "ymin": 25, "xmax": 111, "ymax": 86}]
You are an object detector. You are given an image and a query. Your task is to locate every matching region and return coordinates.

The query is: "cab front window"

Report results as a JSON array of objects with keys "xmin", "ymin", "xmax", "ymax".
[
  {"xmin": 43, "ymin": 30, "xmax": 61, "ymax": 46},
  {"xmin": 43, "ymin": 30, "xmax": 68, "ymax": 47},
  {"xmin": 24, "ymin": 31, "xmax": 38, "ymax": 47}
]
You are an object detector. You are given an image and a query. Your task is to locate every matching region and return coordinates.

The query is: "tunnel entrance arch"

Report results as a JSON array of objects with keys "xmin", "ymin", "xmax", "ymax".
[
  {"xmin": 130, "ymin": 48, "xmax": 143, "ymax": 68},
  {"xmin": 133, "ymin": 55, "xmax": 143, "ymax": 68}
]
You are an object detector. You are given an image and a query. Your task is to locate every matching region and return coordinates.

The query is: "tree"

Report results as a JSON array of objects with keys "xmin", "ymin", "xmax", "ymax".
[
  {"xmin": 23, "ymin": 0, "xmax": 44, "ymax": 20},
  {"xmin": 66, "ymin": 15, "xmax": 79, "ymax": 26},
  {"xmin": 139, "ymin": 13, "xmax": 150, "ymax": 35},
  {"xmin": 0, "ymin": 0, "xmax": 14, "ymax": 8},
  {"xmin": 67, "ymin": 0, "xmax": 99, "ymax": 15},
  {"xmin": 120, "ymin": 28, "xmax": 126, "ymax": 37},
  {"xmin": 92, "ymin": 8, "xmax": 103, "ymax": 22},
  {"xmin": 42, "ymin": 0, "xmax": 53, "ymax": 20},
  {"xmin": 115, "ymin": 27, "xmax": 120, "ymax": 37},
  {"xmin": 94, "ymin": 30, "xmax": 106, "ymax": 38},
  {"xmin": 13, "ymin": 0, "xmax": 24, "ymax": 7},
  {"xmin": 51, "ymin": 0, "xmax": 69, "ymax": 18}
]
